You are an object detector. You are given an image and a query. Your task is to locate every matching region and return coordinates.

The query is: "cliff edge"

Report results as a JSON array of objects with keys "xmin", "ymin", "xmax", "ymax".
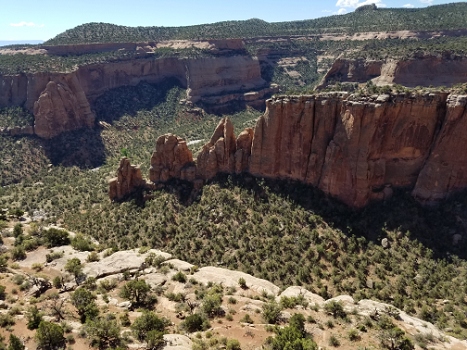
[{"xmin": 116, "ymin": 92, "xmax": 467, "ymax": 207}]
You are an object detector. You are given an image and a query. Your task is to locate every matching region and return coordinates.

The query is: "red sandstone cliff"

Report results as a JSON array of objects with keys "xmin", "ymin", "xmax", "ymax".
[
  {"xmin": 320, "ymin": 55, "xmax": 467, "ymax": 88},
  {"xmin": 133, "ymin": 92, "xmax": 467, "ymax": 207},
  {"xmin": 0, "ymin": 41, "xmax": 269, "ymax": 139}
]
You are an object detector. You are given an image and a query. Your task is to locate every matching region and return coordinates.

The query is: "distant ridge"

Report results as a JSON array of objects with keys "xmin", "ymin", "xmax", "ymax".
[
  {"xmin": 0, "ymin": 40, "xmax": 43, "ymax": 47},
  {"xmin": 45, "ymin": 3, "xmax": 467, "ymax": 45}
]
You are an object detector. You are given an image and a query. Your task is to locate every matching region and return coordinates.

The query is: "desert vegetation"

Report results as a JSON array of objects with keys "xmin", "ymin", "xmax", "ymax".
[
  {"xmin": 1, "ymin": 79, "xmax": 467, "ymax": 347},
  {"xmin": 44, "ymin": 3, "xmax": 467, "ymax": 45},
  {"xmin": 2, "ymin": 4, "xmax": 467, "ymax": 348}
]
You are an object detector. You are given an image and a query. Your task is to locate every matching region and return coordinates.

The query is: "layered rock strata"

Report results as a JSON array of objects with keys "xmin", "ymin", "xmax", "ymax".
[
  {"xmin": 137, "ymin": 92, "xmax": 467, "ymax": 207},
  {"xmin": 320, "ymin": 55, "xmax": 467, "ymax": 88},
  {"xmin": 1, "ymin": 40, "xmax": 269, "ymax": 139},
  {"xmin": 108, "ymin": 158, "xmax": 145, "ymax": 201}
]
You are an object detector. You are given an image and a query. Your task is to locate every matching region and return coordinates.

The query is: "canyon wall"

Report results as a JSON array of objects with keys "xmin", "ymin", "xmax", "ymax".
[
  {"xmin": 0, "ymin": 42, "xmax": 269, "ymax": 138},
  {"xmin": 320, "ymin": 55, "xmax": 467, "ymax": 88},
  {"xmin": 135, "ymin": 92, "xmax": 467, "ymax": 207}
]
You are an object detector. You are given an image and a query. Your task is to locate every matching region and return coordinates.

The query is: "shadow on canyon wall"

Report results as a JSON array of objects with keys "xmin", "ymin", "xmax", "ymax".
[{"xmin": 92, "ymin": 78, "xmax": 184, "ymax": 124}]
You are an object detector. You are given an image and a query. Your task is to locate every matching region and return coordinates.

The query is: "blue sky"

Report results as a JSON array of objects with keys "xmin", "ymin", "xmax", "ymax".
[{"xmin": 0, "ymin": 0, "xmax": 458, "ymax": 42}]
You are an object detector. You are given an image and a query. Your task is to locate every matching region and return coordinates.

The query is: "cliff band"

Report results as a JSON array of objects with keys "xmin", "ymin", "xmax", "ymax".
[
  {"xmin": 0, "ymin": 40, "xmax": 274, "ymax": 139},
  {"xmin": 115, "ymin": 92, "xmax": 467, "ymax": 207}
]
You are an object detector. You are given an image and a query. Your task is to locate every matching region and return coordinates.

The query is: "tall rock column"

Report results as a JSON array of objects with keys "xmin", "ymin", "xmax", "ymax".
[
  {"xmin": 109, "ymin": 158, "xmax": 145, "ymax": 201},
  {"xmin": 197, "ymin": 117, "xmax": 237, "ymax": 179},
  {"xmin": 149, "ymin": 134, "xmax": 195, "ymax": 183}
]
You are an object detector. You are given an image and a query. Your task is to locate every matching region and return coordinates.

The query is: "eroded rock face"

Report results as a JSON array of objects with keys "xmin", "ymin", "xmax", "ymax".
[
  {"xmin": 251, "ymin": 93, "xmax": 448, "ymax": 207},
  {"xmin": 33, "ymin": 76, "xmax": 95, "ymax": 138},
  {"xmin": 114, "ymin": 92, "xmax": 467, "ymax": 207},
  {"xmin": 1, "ymin": 42, "xmax": 268, "ymax": 139},
  {"xmin": 320, "ymin": 55, "xmax": 467, "ymax": 88},
  {"xmin": 109, "ymin": 158, "xmax": 145, "ymax": 201},
  {"xmin": 149, "ymin": 134, "xmax": 195, "ymax": 183},
  {"xmin": 196, "ymin": 117, "xmax": 237, "ymax": 179},
  {"xmin": 413, "ymin": 95, "xmax": 467, "ymax": 202}
]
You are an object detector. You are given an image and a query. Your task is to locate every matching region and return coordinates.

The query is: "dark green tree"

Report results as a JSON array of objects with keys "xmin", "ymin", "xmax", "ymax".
[
  {"xmin": 26, "ymin": 305, "xmax": 43, "ymax": 330},
  {"xmin": 43, "ymin": 228, "xmax": 70, "ymax": 248},
  {"xmin": 70, "ymin": 288, "xmax": 99, "ymax": 323},
  {"xmin": 64, "ymin": 258, "xmax": 84, "ymax": 285},
  {"xmin": 85, "ymin": 316, "xmax": 122, "ymax": 349},
  {"xmin": 35, "ymin": 321, "xmax": 65, "ymax": 350},
  {"xmin": 131, "ymin": 311, "xmax": 167, "ymax": 342},
  {"xmin": 7, "ymin": 334, "xmax": 24, "ymax": 350},
  {"xmin": 119, "ymin": 279, "xmax": 152, "ymax": 307}
]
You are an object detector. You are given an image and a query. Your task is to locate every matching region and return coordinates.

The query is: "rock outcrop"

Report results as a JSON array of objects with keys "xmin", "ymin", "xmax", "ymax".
[
  {"xmin": 149, "ymin": 134, "xmax": 195, "ymax": 183},
  {"xmin": 320, "ymin": 55, "xmax": 467, "ymax": 88},
  {"xmin": 33, "ymin": 76, "xmax": 95, "ymax": 138},
  {"xmin": 196, "ymin": 118, "xmax": 237, "ymax": 179},
  {"xmin": 135, "ymin": 92, "xmax": 467, "ymax": 207},
  {"xmin": 195, "ymin": 118, "xmax": 254, "ymax": 180},
  {"xmin": 108, "ymin": 158, "xmax": 145, "ymax": 201}
]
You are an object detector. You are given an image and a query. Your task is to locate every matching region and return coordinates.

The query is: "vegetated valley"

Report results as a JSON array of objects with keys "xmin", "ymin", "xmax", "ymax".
[{"xmin": 1, "ymin": 3, "xmax": 467, "ymax": 350}]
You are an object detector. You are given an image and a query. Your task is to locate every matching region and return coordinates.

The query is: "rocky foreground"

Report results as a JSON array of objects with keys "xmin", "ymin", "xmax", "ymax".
[{"xmin": 1, "ymin": 221, "xmax": 464, "ymax": 350}]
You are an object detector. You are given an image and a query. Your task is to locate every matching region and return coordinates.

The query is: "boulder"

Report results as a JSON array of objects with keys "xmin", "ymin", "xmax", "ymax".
[
  {"xmin": 192, "ymin": 266, "xmax": 280, "ymax": 296},
  {"xmin": 83, "ymin": 249, "xmax": 171, "ymax": 278},
  {"xmin": 163, "ymin": 334, "xmax": 192, "ymax": 350}
]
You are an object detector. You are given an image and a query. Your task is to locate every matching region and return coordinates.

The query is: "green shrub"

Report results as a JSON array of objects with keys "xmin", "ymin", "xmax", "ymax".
[
  {"xmin": 0, "ymin": 314, "xmax": 15, "ymax": 328},
  {"xmin": 172, "ymin": 271, "xmax": 187, "ymax": 283},
  {"xmin": 238, "ymin": 277, "xmax": 247, "ymax": 289},
  {"xmin": 8, "ymin": 334, "xmax": 24, "ymax": 350},
  {"xmin": 10, "ymin": 246, "xmax": 26, "ymax": 261},
  {"xmin": 46, "ymin": 251, "xmax": 64, "ymax": 263},
  {"xmin": 348, "ymin": 328, "xmax": 361, "ymax": 341},
  {"xmin": 26, "ymin": 305, "xmax": 43, "ymax": 330},
  {"xmin": 43, "ymin": 228, "xmax": 70, "ymax": 248},
  {"xmin": 329, "ymin": 334, "xmax": 340, "ymax": 347},
  {"xmin": 226, "ymin": 339, "xmax": 241, "ymax": 350},
  {"xmin": 182, "ymin": 313, "xmax": 209, "ymax": 332},
  {"xmin": 324, "ymin": 301, "xmax": 346, "ymax": 319},
  {"xmin": 86, "ymin": 251, "xmax": 100, "ymax": 262},
  {"xmin": 71, "ymin": 234, "xmax": 94, "ymax": 251},
  {"xmin": 262, "ymin": 301, "xmax": 282, "ymax": 324},
  {"xmin": 240, "ymin": 314, "xmax": 253, "ymax": 324}
]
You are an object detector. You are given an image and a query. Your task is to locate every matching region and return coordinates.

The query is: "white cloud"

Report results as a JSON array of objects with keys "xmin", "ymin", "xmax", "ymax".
[
  {"xmin": 335, "ymin": 0, "xmax": 386, "ymax": 14},
  {"xmin": 336, "ymin": 0, "xmax": 386, "ymax": 8},
  {"xmin": 10, "ymin": 21, "xmax": 44, "ymax": 28},
  {"xmin": 403, "ymin": 3, "xmax": 415, "ymax": 7},
  {"xmin": 419, "ymin": 0, "xmax": 433, "ymax": 3}
]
